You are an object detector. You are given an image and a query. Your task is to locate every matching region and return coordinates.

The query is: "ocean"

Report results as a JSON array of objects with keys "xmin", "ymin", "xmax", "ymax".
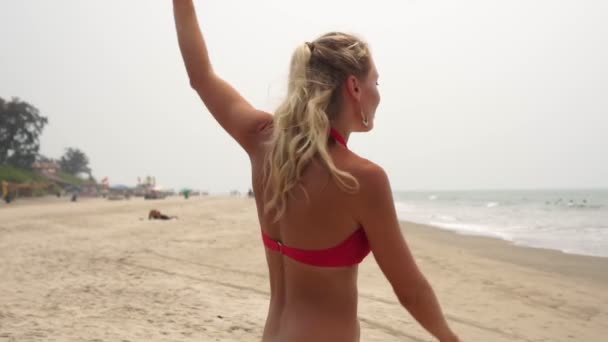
[{"xmin": 393, "ymin": 189, "xmax": 608, "ymax": 258}]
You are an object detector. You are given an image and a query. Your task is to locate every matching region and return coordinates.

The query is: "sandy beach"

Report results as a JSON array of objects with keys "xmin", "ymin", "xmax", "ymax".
[{"xmin": 1, "ymin": 196, "xmax": 607, "ymax": 341}]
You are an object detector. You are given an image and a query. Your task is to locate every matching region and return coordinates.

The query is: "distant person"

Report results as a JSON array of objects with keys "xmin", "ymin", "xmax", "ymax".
[
  {"xmin": 173, "ymin": 1, "xmax": 459, "ymax": 341},
  {"xmin": 2, "ymin": 181, "xmax": 9, "ymax": 203},
  {"xmin": 148, "ymin": 209, "xmax": 177, "ymax": 220}
]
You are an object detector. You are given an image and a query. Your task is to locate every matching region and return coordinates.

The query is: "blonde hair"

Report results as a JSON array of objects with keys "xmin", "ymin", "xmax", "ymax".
[{"xmin": 264, "ymin": 32, "xmax": 372, "ymax": 221}]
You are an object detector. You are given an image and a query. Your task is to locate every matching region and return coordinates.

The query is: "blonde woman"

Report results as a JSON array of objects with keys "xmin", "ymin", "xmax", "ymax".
[{"xmin": 173, "ymin": 1, "xmax": 459, "ymax": 341}]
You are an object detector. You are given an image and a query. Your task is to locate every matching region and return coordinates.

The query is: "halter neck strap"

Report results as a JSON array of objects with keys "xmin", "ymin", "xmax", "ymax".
[{"xmin": 329, "ymin": 128, "xmax": 347, "ymax": 148}]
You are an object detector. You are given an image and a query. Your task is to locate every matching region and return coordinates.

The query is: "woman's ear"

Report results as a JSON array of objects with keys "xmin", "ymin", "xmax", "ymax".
[{"xmin": 345, "ymin": 75, "xmax": 361, "ymax": 101}]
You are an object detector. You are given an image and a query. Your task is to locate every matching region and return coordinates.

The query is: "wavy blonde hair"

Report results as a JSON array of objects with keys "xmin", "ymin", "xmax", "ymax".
[{"xmin": 263, "ymin": 32, "xmax": 372, "ymax": 221}]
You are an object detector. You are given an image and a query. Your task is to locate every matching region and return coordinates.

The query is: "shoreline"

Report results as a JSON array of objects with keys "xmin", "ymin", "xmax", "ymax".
[
  {"xmin": 399, "ymin": 220, "xmax": 608, "ymax": 285},
  {"xmin": 2, "ymin": 193, "xmax": 606, "ymax": 260}
]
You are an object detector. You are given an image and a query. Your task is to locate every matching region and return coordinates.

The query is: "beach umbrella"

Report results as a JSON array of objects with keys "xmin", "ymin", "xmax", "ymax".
[
  {"xmin": 65, "ymin": 185, "xmax": 82, "ymax": 193},
  {"xmin": 110, "ymin": 184, "xmax": 130, "ymax": 190}
]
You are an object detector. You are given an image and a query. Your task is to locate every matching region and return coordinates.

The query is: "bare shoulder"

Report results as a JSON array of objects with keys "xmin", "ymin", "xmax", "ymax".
[
  {"xmin": 343, "ymin": 155, "xmax": 393, "ymax": 215},
  {"xmin": 348, "ymin": 156, "xmax": 390, "ymax": 194}
]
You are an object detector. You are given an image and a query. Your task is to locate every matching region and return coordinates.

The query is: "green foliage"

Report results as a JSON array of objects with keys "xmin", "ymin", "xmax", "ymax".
[
  {"xmin": 0, "ymin": 165, "xmax": 46, "ymax": 183},
  {"xmin": 59, "ymin": 148, "xmax": 91, "ymax": 176},
  {"xmin": 57, "ymin": 171, "xmax": 86, "ymax": 186},
  {"xmin": 0, "ymin": 97, "xmax": 48, "ymax": 169}
]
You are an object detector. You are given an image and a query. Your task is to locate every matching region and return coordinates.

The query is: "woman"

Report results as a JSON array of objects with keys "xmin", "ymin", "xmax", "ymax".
[{"xmin": 173, "ymin": 1, "xmax": 459, "ymax": 341}]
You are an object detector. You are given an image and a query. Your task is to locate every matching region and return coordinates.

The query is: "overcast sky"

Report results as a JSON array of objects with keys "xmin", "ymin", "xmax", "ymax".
[{"xmin": 1, "ymin": 0, "xmax": 606, "ymax": 193}]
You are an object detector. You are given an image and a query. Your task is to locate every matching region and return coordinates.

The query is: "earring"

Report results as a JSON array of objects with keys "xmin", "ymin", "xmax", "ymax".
[{"xmin": 362, "ymin": 114, "xmax": 369, "ymax": 127}]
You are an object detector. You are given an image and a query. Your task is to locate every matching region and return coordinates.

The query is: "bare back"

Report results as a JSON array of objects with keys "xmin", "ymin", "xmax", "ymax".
[
  {"xmin": 249, "ymin": 124, "xmax": 367, "ymax": 342},
  {"xmin": 173, "ymin": 3, "xmax": 456, "ymax": 339}
]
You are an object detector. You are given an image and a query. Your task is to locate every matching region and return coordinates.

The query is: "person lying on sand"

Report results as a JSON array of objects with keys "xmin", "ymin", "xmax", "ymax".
[{"xmin": 148, "ymin": 209, "xmax": 178, "ymax": 220}]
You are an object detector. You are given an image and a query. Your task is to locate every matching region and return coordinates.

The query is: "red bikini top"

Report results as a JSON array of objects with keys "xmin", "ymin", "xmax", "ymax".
[{"xmin": 261, "ymin": 128, "xmax": 371, "ymax": 267}]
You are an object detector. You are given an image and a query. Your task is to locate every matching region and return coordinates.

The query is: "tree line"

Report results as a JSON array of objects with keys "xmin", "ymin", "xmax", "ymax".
[{"xmin": 1, "ymin": 97, "xmax": 93, "ymax": 180}]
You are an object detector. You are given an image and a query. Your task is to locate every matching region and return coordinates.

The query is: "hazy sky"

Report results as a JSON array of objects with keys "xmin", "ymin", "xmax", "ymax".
[{"xmin": 1, "ymin": 0, "xmax": 607, "ymax": 193}]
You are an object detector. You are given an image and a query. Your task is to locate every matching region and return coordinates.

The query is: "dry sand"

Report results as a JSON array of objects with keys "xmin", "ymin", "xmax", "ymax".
[{"xmin": 1, "ymin": 196, "xmax": 607, "ymax": 341}]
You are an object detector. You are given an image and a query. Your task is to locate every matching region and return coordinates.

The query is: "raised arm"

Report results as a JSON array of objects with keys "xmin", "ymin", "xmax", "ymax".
[
  {"xmin": 173, "ymin": 0, "xmax": 272, "ymax": 153},
  {"xmin": 354, "ymin": 163, "xmax": 459, "ymax": 342}
]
